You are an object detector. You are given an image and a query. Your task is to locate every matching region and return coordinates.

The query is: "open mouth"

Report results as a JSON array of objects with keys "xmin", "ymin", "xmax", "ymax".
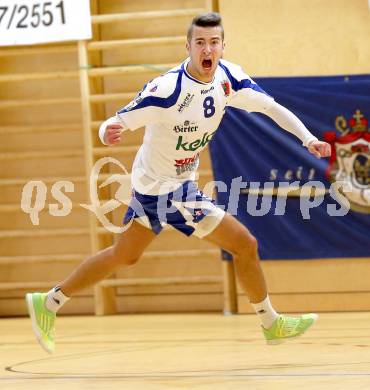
[{"xmin": 202, "ymin": 59, "xmax": 212, "ymax": 70}]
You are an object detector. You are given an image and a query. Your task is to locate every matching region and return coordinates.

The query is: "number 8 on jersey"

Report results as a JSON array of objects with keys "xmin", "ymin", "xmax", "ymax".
[{"xmin": 203, "ymin": 96, "xmax": 215, "ymax": 118}]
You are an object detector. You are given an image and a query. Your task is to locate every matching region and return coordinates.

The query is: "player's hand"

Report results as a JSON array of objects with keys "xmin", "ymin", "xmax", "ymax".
[
  {"xmin": 104, "ymin": 123, "xmax": 123, "ymax": 146},
  {"xmin": 307, "ymin": 140, "xmax": 331, "ymax": 158}
]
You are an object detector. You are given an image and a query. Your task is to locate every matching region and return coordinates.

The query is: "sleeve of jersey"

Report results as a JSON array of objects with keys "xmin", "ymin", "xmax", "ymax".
[
  {"xmin": 115, "ymin": 72, "xmax": 181, "ymax": 131},
  {"xmin": 221, "ymin": 62, "xmax": 317, "ymax": 146},
  {"xmin": 222, "ymin": 61, "xmax": 275, "ymax": 113},
  {"xmin": 264, "ymin": 102, "xmax": 318, "ymax": 147}
]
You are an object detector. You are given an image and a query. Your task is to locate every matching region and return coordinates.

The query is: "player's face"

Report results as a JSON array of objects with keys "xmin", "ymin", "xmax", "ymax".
[{"xmin": 186, "ymin": 25, "xmax": 225, "ymax": 82}]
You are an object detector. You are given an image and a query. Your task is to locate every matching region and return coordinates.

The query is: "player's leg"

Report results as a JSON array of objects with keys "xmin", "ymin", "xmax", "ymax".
[
  {"xmin": 202, "ymin": 213, "xmax": 267, "ymax": 303},
  {"xmin": 201, "ymin": 212, "xmax": 318, "ymax": 344},
  {"xmin": 26, "ymin": 220, "xmax": 156, "ymax": 353},
  {"xmin": 164, "ymin": 183, "xmax": 278, "ymax": 328},
  {"xmin": 59, "ymin": 220, "xmax": 156, "ymax": 296}
]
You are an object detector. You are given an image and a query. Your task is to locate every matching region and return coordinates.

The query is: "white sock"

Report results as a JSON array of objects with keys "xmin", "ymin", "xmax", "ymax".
[
  {"xmin": 251, "ymin": 295, "xmax": 279, "ymax": 329},
  {"xmin": 45, "ymin": 285, "xmax": 70, "ymax": 313}
]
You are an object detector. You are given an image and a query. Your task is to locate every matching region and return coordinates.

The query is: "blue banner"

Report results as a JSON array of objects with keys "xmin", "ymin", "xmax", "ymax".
[{"xmin": 209, "ymin": 75, "xmax": 370, "ymax": 260}]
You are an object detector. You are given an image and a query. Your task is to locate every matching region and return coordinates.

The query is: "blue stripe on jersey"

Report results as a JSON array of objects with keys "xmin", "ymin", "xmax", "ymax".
[
  {"xmin": 182, "ymin": 62, "xmax": 213, "ymax": 85},
  {"xmin": 218, "ymin": 62, "xmax": 268, "ymax": 95},
  {"xmin": 135, "ymin": 67, "xmax": 181, "ymax": 99},
  {"xmin": 165, "ymin": 69, "xmax": 183, "ymax": 75},
  {"xmin": 117, "ymin": 70, "xmax": 183, "ymax": 113}
]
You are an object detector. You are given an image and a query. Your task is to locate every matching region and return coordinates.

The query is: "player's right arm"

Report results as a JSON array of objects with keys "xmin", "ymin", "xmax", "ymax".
[
  {"xmin": 98, "ymin": 70, "xmax": 182, "ymax": 146},
  {"xmin": 99, "ymin": 116, "xmax": 125, "ymax": 146}
]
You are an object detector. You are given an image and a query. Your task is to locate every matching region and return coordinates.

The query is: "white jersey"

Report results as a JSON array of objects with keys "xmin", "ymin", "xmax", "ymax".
[
  {"xmin": 110, "ymin": 58, "xmax": 277, "ymax": 195},
  {"xmin": 111, "ymin": 59, "xmax": 273, "ymax": 195}
]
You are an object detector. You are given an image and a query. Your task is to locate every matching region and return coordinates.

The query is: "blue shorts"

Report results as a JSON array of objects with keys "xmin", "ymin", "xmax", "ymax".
[{"xmin": 123, "ymin": 181, "xmax": 225, "ymax": 238}]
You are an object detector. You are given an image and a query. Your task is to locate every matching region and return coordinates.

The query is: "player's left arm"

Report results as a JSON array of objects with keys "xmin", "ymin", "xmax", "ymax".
[
  {"xmin": 222, "ymin": 60, "xmax": 331, "ymax": 159},
  {"xmin": 231, "ymin": 90, "xmax": 331, "ymax": 158},
  {"xmin": 263, "ymin": 100, "xmax": 331, "ymax": 158}
]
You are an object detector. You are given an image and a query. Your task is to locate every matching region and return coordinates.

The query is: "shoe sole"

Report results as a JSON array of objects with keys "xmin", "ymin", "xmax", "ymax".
[
  {"xmin": 26, "ymin": 293, "xmax": 54, "ymax": 354},
  {"xmin": 266, "ymin": 314, "xmax": 319, "ymax": 345}
]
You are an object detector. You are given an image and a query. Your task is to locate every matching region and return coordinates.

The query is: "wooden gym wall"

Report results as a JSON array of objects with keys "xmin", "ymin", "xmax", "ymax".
[
  {"xmin": 219, "ymin": 0, "xmax": 370, "ymax": 76},
  {"xmin": 0, "ymin": 0, "xmax": 224, "ymax": 317}
]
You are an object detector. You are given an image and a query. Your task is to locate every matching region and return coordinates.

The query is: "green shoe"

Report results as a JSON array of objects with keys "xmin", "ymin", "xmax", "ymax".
[
  {"xmin": 262, "ymin": 313, "xmax": 318, "ymax": 345},
  {"xmin": 26, "ymin": 292, "xmax": 56, "ymax": 354}
]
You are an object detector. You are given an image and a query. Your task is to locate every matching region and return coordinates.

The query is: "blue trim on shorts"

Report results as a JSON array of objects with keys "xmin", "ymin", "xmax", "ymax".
[{"xmin": 123, "ymin": 181, "xmax": 216, "ymax": 236}]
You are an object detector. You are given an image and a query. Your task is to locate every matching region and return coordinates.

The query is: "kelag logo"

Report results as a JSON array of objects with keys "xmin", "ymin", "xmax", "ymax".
[{"xmin": 176, "ymin": 131, "xmax": 216, "ymax": 151}]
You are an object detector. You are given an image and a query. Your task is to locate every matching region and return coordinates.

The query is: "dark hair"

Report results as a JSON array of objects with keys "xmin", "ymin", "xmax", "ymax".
[{"xmin": 187, "ymin": 12, "xmax": 224, "ymax": 41}]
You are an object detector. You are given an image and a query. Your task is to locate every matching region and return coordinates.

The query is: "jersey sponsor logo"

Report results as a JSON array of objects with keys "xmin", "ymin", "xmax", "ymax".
[
  {"xmin": 177, "ymin": 93, "xmax": 194, "ymax": 112},
  {"xmin": 325, "ymin": 109, "xmax": 370, "ymax": 214},
  {"xmin": 176, "ymin": 130, "xmax": 217, "ymax": 151},
  {"xmin": 201, "ymin": 86, "xmax": 215, "ymax": 95},
  {"xmin": 221, "ymin": 80, "xmax": 231, "ymax": 96},
  {"xmin": 173, "ymin": 120, "xmax": 199, "ymax": 133},
  {"xmin": 174, "ymin": 153, "xmax": 199, "ymax": 175}
]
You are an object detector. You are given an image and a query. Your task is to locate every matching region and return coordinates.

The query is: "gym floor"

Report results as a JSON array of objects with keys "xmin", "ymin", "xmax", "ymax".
[{"xmin": 1, "ymin": 312, "xmax": 370, "ymax": 389}]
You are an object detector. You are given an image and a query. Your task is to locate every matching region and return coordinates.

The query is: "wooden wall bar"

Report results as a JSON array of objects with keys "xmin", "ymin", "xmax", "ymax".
[{"xmin": 0, "ymin": 0, "xmax": 369, "ymax": 316}]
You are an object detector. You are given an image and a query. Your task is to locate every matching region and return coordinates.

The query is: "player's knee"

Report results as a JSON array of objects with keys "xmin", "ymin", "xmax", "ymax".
[
  {"xmin": 121, "ymin": 255, "xmax": 140, "ymax": 266},
  {"xmin": 235, "ymin": 234, "xmax": 258, "ymax": 259}
]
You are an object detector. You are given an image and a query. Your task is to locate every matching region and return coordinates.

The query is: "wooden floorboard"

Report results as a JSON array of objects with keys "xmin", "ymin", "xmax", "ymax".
[{"xmin": 1, "ymin": 312, "xmax": 370, "ymax": 389}]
